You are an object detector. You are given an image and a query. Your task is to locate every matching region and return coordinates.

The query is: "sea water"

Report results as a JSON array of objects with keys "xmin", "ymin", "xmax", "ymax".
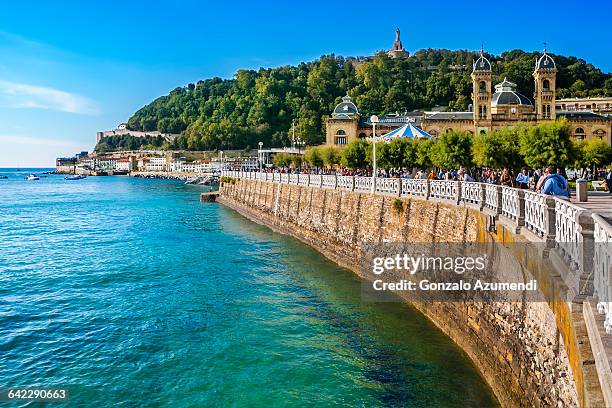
[{"xmin": 0, "ymin": 170, "xmax": 497, "ymax": 407}]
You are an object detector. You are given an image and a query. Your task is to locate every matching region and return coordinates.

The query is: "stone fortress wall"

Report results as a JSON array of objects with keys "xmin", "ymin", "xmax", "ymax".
[{"xmin": 216, "ymin": 173, "xmax": 612, "ymax": 407}]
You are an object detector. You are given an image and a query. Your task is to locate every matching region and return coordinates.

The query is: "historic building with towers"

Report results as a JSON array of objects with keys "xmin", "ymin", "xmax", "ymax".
[{"xmin": 325, "ymin": 37, "xmax": 612, "ymax": 146}]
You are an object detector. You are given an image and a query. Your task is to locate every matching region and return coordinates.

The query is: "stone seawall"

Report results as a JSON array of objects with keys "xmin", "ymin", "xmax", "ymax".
[{"xmin": 218, "ymin": 178, "xmax": 581, "ymax": 407}]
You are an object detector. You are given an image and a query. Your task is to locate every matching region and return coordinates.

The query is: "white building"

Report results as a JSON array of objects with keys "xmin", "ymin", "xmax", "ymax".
[
  {"xmin": 145, "ymin": 157, "xmax": 167, "ymax": 172},
  {"xmin": 116, "ymin": 158, "xmax": 132, "ymax": 172}
]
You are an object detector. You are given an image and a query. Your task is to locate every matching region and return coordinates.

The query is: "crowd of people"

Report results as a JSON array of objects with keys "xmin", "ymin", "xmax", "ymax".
[{"xmin": 243, "ymin": 164, "xmax": 612, "ymax": 198}]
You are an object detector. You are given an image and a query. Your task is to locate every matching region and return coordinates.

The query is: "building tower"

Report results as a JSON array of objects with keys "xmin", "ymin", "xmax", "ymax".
[
  {"xmin": 533, "ymin": 46, "xmax": 557, "ymax": 120},
  {"xmin": 471, "ymin": 48, "xmax": 492, "ymax": 131},
  {"xmin": 388, "ymin": 28, "xmax": 409, "ymax": 58}
]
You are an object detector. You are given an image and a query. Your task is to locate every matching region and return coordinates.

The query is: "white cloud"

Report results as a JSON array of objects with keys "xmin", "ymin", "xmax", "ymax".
[{"xmin": 0, "ymin": 80, "xmax": 99, "ymax": 115}]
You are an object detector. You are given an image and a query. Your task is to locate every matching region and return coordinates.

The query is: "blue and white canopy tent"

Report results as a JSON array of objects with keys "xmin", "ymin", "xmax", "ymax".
[{"xmin": 381, "ymin": 123, "xmax": 433, "ymax": 142}]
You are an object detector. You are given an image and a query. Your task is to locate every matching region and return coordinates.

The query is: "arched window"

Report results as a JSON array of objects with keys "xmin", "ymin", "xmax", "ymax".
[
  {"xmin": 574, "ymin": 128, "xmax": 585, "ymax": 140},
  {"xmin": 335, "ymin": 136, "xmax": 347, "ymax": 145},
  {"xmin": 542, "ymin": 79, "xmax": 550, "ymax": 91},
  {"xmin": 594, "ymin": 129, "xmax": 606, "ymax": 140},
  {"xmin": 575, "ymin": 127, "xmax": 585, "ymax": 134},
  {"xmin": 429, "ymin": 129, "xmax": 439, "ymax": 137},
  {"xmin": 445, "ymin": 128, "xmax": 453, "ymax": 133},
  {"xmin": 479, "ymin": 81, "xmax": 486, "ymax": 94},
  {"xmin": 479, "ymin": 129, "xmax": 486, "ymax": 135},
  {"xmin": 336, "ymin": 129, "xmax": 346, "ymax": 135}
]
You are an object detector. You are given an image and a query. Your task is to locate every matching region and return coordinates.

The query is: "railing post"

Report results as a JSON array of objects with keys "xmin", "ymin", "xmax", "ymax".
[
  {"xmin": 307, "ymin": 173, "xmax": 310, "ymax": 186},
  {"xmin": 544, "ymin": 196, "xmax": 557, "ymax": 248},
  {"xmin": 425, "ymin": 180, "xmax": 430, "ymax": 199},
  {"xmin": 351, "ymin": 176, "xmax": 355, "ymax": 192},
  {"xmin": 456, "ymin": 181, "xmax": 462, "ymax": 205},
  {"xmin": 516, "ymin": 190, "xmax": 525, "ymax": 229},
  {"xmin": 479, "ymin": 184, "xmax": 486, "ymax": 211},
  {"xmin": 495, "ymin": 185, "xmax": 502, "ymax": 215},
  {"xmin": 334, "ymin": 174, "xmax": 338, "ymax": 189},
  {"xmin": 397, "ymin": 178, "xmax": 402, "ymax": 197}
]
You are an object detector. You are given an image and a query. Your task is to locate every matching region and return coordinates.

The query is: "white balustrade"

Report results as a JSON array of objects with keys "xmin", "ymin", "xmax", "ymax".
[
  {"xmin": 298, "ymin": 174, "xmax": 310, "ymax": 186},
  {"xmin": 289, "ymin": 173, "xmax": 299, "ymax": 185},
  {"xmin": 354, "ymin": 176, "xmax": 372, "ymax": 192},
  {"xmin": 337, "ymin": 175, "xmax": 354, "ymax": 191},
  {"xmin": 429, "ymin": 180, "xmax": 458, "ymax": 201},
  {"xmin": 280, "ymin": 173, "xmax": 289, "ymax": 183},
  {"xmin": 375, "ymin": 178, "xmax": 400, "ymax": 195},
  {"xmin": 594, "ymin": 214, "xmax": 612, "ymax": 333},
  {"xmin": 461, "ymin": 182, "xmax": 483, "ymax": 206},
  {"xmin": 322, "ymin": 175, "xmax": 336, "ymax": 188},
  {"xmin": 501, "ymin": 186, "xmax": 520, "ymax": 221},
  {"xmin": 524, "ymin": 191, "xmax": 548, "ymax": 238},
  {"xmin": 484, "ymin": 184, "xmax": 500, "ymax": 212},
  {"xmin": 400, "ymin": 179, "xmax": 428, "ymax": 197}
]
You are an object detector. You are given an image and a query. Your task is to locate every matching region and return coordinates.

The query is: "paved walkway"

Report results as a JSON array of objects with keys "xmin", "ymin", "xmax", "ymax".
[{"xmin": 571, "ymin": 191, "xmax": 612, "ymax": 213}]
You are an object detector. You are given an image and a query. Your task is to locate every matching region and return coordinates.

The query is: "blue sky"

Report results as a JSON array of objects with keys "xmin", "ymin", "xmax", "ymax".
[{"xmin": 1, "ymin": 0, "xmax": 610, "ymax": 167}]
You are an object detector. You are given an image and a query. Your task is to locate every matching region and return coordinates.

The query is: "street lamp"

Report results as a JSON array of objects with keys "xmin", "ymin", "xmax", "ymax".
[
  {"xmin": 370, "ymin": 115, "xmax": 379, "ymax": 193},
  {"xmin": 258, "ymin": 141, "xmax": 263, "ymax": 172}
]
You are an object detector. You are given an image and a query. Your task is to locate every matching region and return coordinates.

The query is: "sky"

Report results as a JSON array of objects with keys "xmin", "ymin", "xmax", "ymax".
[{"xmin": 1, "ymin": 0, "xmax": 611, "ymax": 167}]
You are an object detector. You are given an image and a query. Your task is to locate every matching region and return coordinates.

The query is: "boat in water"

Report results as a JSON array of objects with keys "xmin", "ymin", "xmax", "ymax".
[
  {"xmin": 65, "ymin": 175, "xmax": 87, "ymax": 180},
  {"xmin": 25, "ymin": 174, "xmax": 40, "ymax": 181},
  {"xmin": 0, "ymin": 175, "xmax": 7, "ymax": 179}
]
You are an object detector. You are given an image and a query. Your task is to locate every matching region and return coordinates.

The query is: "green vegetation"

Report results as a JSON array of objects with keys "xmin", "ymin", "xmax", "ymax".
[
  {"xmin": 311, "ymin": 121, "xmax": 610, "ymax": 172},
  {"xmin": 392, "ymin": 198, "xmax": 405, "ymax": 216},
  {"xmin": 117, "ymin": 49, "xmax": 612, "ymax": 152},
  {"xmin": 95, "ymin": 134, "xmax": 166, "ymax": 153},
  {"xmin": 518, "ymin": 119, "xmax": 575, "ymax": 168}
]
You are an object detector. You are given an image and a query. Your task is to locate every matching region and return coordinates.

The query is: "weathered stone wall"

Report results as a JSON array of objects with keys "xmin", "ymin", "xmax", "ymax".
[{"xmin": 219, "ymin": 179, "xmax": 580, "ymax": 407}]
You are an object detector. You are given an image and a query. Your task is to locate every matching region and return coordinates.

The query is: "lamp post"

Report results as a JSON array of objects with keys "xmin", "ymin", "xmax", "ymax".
[
  {"xmin": 258, "ymin": 141, "xmax": 263, "ymax": 172},
  {"xmin": 370, "ymin": 115, "xmax": 379, "ymax": 193}
]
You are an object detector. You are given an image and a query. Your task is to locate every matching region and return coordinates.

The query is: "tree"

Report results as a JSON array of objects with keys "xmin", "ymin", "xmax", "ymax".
[
  {"xmin": 472, "ymin": 128, "xmax": 523, "ymax": 169},
  {"xmin": 341, "ymin": 139, "xmax": 368, "ymax": 169},
  {"xmin": 573, "ymin": 139, "xmax": 612, "ymax": 173},
  {"xmin": 429, "ymin": 130, "xmax": 473, "ymax": 169},
  {"xmin": 291, "ymin": 155, "xmax": 303, "ymax": 168},
  {"xmin": 415, "ymin": 139, "xmax": 434, "ymax": 169},
  {"xmin": 519, "ymin": 119, "xmax": 575, "ymax": 168},
  {"xmin": 304, "ymin": 147, "xmax": 324, "ymax": 168},
  {"xmin": 321, "ymin": 146, "xmax": 342, "ymax": 167},
  {"xmin": 273, "ymin": 152, "xmax": 292, "ymax": 167}
]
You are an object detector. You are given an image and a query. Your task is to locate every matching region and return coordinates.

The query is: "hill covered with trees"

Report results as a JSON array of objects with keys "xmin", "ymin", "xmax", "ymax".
[{"xmin": 118, "ymin": 49, "xmax": 612, "ymax": 152}]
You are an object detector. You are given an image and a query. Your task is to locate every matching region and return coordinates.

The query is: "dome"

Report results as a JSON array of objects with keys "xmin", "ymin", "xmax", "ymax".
[
  {"xmin": 473, "ymin": 50, "xmax": 491, "ymax": 72},
  {"xmin": 491, "ymin": 78, "xmax": 533, "ymax": 107},
  {"xmin": 332, "ymin": 94, "xmax": 359, "ymax": 118},
  {"xmin": 535, "ymin": 52, "xmax": 556, "ymax": 70}
]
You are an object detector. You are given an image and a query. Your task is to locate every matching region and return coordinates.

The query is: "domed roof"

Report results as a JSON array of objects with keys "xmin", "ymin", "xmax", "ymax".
[
  {"xmin": 332, "ymin": 94, "xmax": 359, "ymax": 118},
  {"xmin": 473, "ymin": 50, "xmax": 491, "ymax": 72},
  {"xmin": 491, "ymin": 78, "xmax": 533, "ymax": 107},
  {"xmin": 535, "ymin": 51, "xmax": 556, "ymax": 70}
]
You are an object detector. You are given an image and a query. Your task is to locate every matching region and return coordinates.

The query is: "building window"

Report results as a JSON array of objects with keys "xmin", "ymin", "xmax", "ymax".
[
  {"xmin": 543, "ymin": 105, "xmax": 551, "ymax": 119},
  {"xmin": 445, "ymin": 128, "xmax": 453, "ymax": 133},
  {"xmin": 335, "ymin": 136, "xmax": 347, "ymax": 145},
  {"xmin": 336, "ymin": 129, "xmax": 346, "ymax": 135},
  {"xmin": 574, "ymin": 128, "xmax": 585, "ymax": 139},
  {"xmin": 429, "ymin": 130, "xmax": 438, "ymax": 137},
  {"xmin": 594, "ymin": 129, "xmax": 606, "ymax": 139},
  {"xmin": 543, "ymin": 79, "xmax": 550, "ymax": 91},
  {"xmin": 479, "ymin": 81, "xmax": 486, "ymax": 94},
  {"xmin": 479, "ymin": 105, "xmax": 487, "ymax": 119}
]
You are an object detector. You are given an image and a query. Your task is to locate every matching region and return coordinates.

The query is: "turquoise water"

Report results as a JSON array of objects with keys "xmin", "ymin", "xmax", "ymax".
[{"xmin": 0, "ymin": 170, "xmax": 497, "ymax": 407}]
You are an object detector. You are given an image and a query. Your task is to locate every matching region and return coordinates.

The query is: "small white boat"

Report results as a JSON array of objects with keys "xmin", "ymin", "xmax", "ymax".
[
  {"xmin": 65, "ymin": 175, "xmax": 86, "ymax": 180},
  {"xmin": 26, "ymin": 174, "xmax": 40, "ymax": 181}
]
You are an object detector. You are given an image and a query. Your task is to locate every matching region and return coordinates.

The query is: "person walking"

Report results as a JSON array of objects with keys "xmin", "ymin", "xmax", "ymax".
[
  {"xmin": 606, "ymin": 168, "xmax": 612, "ymax": 194},
  {"xmin": 515, "ymin": 168, "xmax": 529, "ymax": 189},
  {"xmin": 541, "ymin": 166, "xmax": 570, "ymax": 198}
]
